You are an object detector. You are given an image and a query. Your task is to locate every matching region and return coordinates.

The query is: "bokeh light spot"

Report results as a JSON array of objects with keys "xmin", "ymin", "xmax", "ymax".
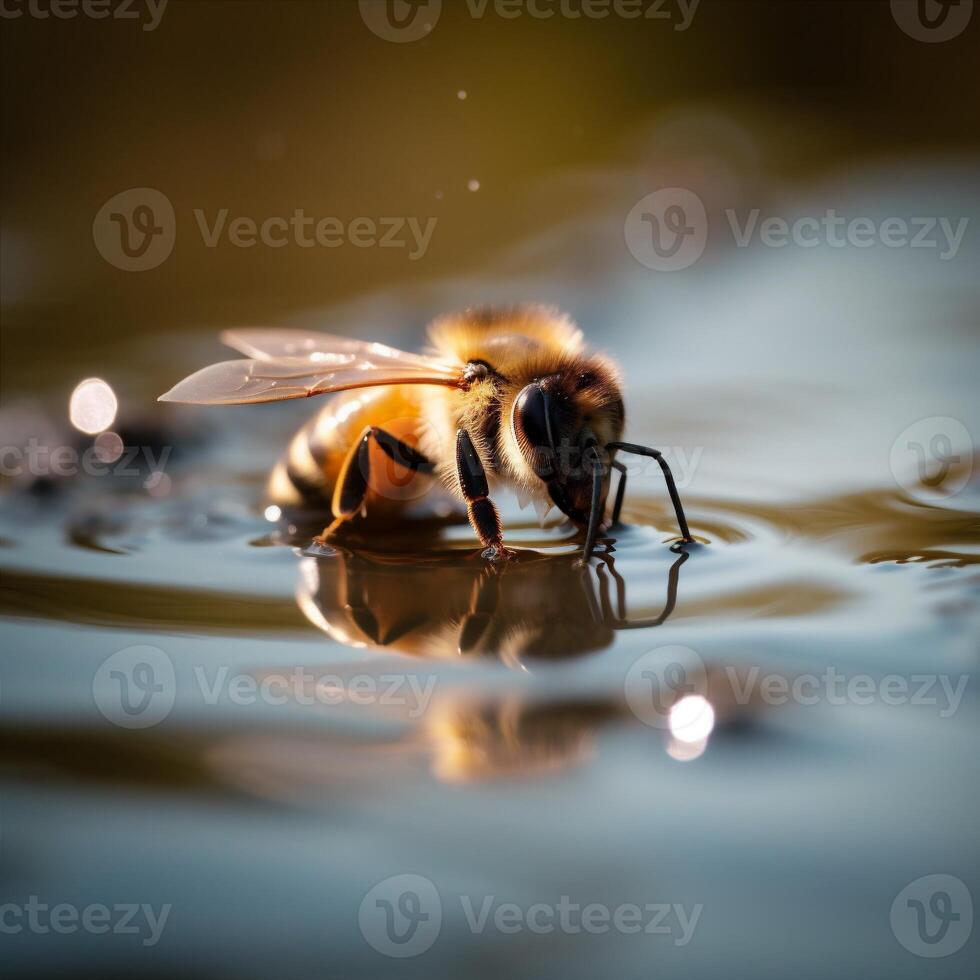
[{"xmin": 69, "ymin": 378, "xmax": 117, "ymax": 435}]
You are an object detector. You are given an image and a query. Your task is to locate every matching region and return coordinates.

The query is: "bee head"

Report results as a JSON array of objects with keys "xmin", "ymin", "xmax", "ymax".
[{"xmin": 511, "ymin": 365, "xmax": 624, "ymax": 524}]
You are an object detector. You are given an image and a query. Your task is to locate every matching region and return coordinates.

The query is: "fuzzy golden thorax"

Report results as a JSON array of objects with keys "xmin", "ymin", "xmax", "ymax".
[{"xmin": 425, "ymin": 305, "xmax": 626, "ymax": 523}]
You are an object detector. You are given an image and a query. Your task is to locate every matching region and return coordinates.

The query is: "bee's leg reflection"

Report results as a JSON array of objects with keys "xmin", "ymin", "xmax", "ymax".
[
  {"xmin": 593, "ymin": 548, "xmax": 688, "ymax": 629},
  {"xmin": 457, "ymin": 570, "xmax": 502, "ymax": 654},
  {"xmin": 338, "ymin": 552, "xmax": 431, "ymax": 646},
  {"xmin": 314, "ymin": 426, "xmax": 434, "ymax": 544}
]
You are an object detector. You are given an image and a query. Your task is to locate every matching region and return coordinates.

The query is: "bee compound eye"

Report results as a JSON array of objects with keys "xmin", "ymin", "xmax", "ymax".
[{"xmin": 514, "ymin": 382, "xmax": 561, "ymax": 477}]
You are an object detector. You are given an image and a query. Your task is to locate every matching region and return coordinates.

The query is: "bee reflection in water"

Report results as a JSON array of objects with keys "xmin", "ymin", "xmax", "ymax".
[
  {"xmin": 296, "ymin": 545, "xmax": 689, "ymax": 664},
  {"xmin": 272, "ymin": 545, "xmax": 764, "ymax": 782}
]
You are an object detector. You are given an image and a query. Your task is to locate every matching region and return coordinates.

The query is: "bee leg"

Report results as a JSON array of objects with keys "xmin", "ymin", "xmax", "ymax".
[
  {"xmin": 610, "ymin": 459, "xmax": 628, "ymax": 526},
  {"xmin": 456, "ymin": 429, "xmax": 513, "ymax": 562},
  {"xmin": 581, "ymin": 444, "xmax": 607, "ymax": 562},
  {"xmin": 605, "ymin": 442, "xmax": 694, "ymax": 543},
  {"xmin": 314, "ymin": 427, "xmax": 434, "ymax": 544},
  {"xmin": 458, "ymin": 571, "xmax": 501, "ymax": 654}
]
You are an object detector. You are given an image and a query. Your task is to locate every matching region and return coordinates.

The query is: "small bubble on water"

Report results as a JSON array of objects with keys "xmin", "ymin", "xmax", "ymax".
[
  {"xmin": 467, "ymin": 179, "xmax": 481, "ymax": 192},
  {"xmin": 457, "ymin": 89, "xmax": 467, "ymax": 100}
]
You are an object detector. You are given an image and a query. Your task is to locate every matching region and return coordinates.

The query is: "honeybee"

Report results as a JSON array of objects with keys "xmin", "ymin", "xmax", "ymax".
[{"xmin": 160, "ymin": 305, "xmax": 693, "ymax": 561}]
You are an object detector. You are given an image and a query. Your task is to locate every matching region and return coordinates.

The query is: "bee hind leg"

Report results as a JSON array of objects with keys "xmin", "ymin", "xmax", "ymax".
[{"xmin": 313, "ymin": 426, "xmax": 434, "ymax": 546}]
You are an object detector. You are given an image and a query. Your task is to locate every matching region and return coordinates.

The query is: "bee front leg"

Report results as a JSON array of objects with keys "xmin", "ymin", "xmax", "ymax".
[{"xmin": 456, "ymin": 429, "xmax": 513, "ymax": 562}]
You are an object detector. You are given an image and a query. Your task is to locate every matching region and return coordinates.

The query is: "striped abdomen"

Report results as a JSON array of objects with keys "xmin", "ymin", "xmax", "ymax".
[{"xmin": 266, "ymin": 385, "xmax": 435, "ymax": 515}]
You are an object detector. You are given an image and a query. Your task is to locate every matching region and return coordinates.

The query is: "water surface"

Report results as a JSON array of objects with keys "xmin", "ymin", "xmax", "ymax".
[{"xmin": 2, "ymin": 149, "xmax": 979, "ymax": 979}]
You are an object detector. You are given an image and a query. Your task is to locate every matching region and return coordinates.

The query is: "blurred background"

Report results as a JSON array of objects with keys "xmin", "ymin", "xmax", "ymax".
[
  {"xmin": 3, "ymin": 0, "xmax": 980, "ymax": 391},
  {"xmin": 2, "ymin": 2, "xmax": 979, "ymax": 978}
]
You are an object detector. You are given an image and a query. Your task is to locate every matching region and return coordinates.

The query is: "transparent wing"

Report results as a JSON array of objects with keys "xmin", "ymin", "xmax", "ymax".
[
  {"xmin": 221, "ymin": 328, "xmax": 455, "ymax": 372},
  {"xmin": 159, "ymin": 356, "xmax": 462, "ymax": 406}
]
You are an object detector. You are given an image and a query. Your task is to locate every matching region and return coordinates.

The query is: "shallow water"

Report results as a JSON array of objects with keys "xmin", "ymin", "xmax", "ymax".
[{"xmin": 2, "ymin": 153, "xmax": 979, "ymax": 978}]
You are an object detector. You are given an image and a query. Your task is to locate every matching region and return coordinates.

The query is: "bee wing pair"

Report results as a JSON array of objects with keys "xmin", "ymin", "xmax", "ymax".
[{"xmin": 158, "ymin": 329, "xmax": 463, "ymax": 405}]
